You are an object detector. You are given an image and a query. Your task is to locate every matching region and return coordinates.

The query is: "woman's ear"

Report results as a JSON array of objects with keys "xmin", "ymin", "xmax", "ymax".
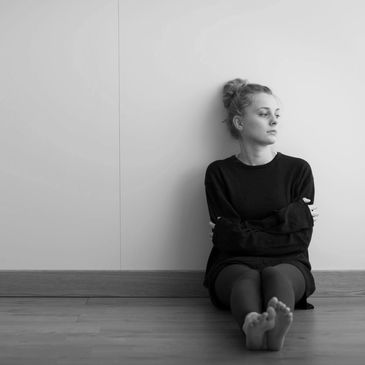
[{"xmin": 233, "ymin": 116, "xmax": 243, "ymax": 130}]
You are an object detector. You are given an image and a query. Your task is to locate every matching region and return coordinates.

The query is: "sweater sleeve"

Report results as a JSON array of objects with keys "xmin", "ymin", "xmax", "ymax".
[
  {"xmin": 246, "ymin": 161, "xmax": 315, "ymax": 233},
  {"xmin": 204, "ymin": 163, "xmax": 242, "ymax": 225},
  {"xmin": 244, "ymin": 199, "xmax": 313, "ymax": 234},
  {"xmin": 205, "ymin": 161, "xmax": 315, "ymax": 256}
]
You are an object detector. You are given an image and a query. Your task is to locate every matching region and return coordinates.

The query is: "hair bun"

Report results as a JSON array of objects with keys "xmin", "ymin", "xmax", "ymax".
[{"xmin": 222, "ymin": 78, "xmax": 249, "ymax": 109}]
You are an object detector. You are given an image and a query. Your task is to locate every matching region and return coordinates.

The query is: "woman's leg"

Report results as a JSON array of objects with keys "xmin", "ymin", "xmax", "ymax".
[
  {"xmin": 261, "ymin": 263, "xmax": 306, "ymax": 311},
  {"xmin": 260, "ymin": 263, "xmax": 306, "ymax": 351},
  {"xmin": 214, "ymin": 264, "xmax": 263, "ymax": 331}
]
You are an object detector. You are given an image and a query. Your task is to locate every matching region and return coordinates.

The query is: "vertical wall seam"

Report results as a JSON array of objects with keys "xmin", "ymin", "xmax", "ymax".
[{"xmin": 117, "ymin": 0, "xmax": 122, "ymax": 270}]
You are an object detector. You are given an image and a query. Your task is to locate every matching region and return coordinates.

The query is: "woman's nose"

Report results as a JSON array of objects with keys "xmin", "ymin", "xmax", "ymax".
[{"xmin": 270, "ymin": 116, "xmax": 278, "ymax": 125}]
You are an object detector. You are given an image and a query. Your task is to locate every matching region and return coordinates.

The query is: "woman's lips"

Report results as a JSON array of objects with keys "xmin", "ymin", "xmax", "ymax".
[{"xmin": 267, "ymin": 130, "xmax": 277, "ymax": 134}]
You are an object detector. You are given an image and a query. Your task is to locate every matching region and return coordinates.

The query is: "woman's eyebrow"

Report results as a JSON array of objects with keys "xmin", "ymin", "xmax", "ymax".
[{"xmin": 256, "ymin": 107, "xmax": 280, "ymax": 111}]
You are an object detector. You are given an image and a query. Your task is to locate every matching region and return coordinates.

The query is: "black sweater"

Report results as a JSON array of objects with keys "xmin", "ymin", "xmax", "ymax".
[{"xmin": 203, "ymin": 151, "xmax": 316, "ymax": 309}]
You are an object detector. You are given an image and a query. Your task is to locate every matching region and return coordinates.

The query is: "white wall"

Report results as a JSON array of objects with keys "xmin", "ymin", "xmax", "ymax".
[
  {"xmin": 1, "ymin": 0, "xmax": 364, "ymax": 270},
  {"xmin": 0, "ymin": 0, "xmax": 120, "ymax": 269}
]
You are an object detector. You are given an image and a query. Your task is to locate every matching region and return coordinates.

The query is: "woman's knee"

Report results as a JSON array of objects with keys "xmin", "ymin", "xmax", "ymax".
[
  {"xmin": 261, "ymin": 266, "xmax": 291, "ymax": 286},
  {"xmin": 216, "ymin": 264, "xmax": 259, "ymax": 284},
  {"xmin": 214, "ymin": 264, "xmax": 260, "ymax": 305},
  {"xmin": 261, "ymin": 264, "xmax": 305, "ymax": 298},
  {"xmin": 271, "ymin": 264, "xmax": 305, "ymax": 286}
]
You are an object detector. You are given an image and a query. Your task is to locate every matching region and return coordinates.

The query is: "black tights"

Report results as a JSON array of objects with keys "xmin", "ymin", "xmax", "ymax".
[{"xmin": 214, "ymin": 263, "xmax": 306, "ymax": 332}]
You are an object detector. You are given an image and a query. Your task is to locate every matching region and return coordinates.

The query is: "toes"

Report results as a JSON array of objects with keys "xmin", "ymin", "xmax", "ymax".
[
  {"xmin": 267, "ymin": 298, "xmax": 294, "ymax": 316},
  {"xmin": 277, "ymin": 301, "xmax": 289, "ymax": 312},
  {"xmin": 258, "ymin": 314, "xmax": 266, "ymax": 323},
  {"xmin": 267, "ymin": 306, "xmax": 276, "ymax": 320},
  {"xmin": 279, "ymin": 304, "xmax": 289, "ymax": 312},
  {"xmin": 268, "ymin": 296, "xmax": 278, "ymax": 307},
  {"xmin": 283, "ymin": 310, "xmax": 293, "ymax": 322},
  {"xmin": 251, "ymin": 312, "xmax": 271, "ymax": 326}
]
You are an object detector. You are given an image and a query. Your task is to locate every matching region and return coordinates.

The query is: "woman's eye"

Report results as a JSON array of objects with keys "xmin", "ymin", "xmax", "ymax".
[{"xmin": 259, "ymin": 113, "xmax": 280, "ymax": 118}]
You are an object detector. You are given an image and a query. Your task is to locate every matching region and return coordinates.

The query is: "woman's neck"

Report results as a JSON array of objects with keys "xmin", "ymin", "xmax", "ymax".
[{"xmin": 236, "ymin": 146, "xmax": 277, "ymax": 166}]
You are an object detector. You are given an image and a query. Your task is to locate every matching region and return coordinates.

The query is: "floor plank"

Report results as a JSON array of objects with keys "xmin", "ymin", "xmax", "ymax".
[{"xmin": 0, "ymin": 297, "xmax": 364, "ymax": 364}]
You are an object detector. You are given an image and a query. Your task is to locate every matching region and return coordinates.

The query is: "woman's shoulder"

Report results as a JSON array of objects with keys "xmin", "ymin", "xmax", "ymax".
[
  {"xmin": 278, "ymin": 151, "xmax": 309, "ymax": 164},
  {"xmin": 205, "ymin": 155, "xmax": 235, "ymax": 171},
  {"xmin": 278, "ymin": 152, "xmax": 312, "ymax": 169},
  {"xmin": 207, "ymin": 152, "xmax": 311, "ymax": 167},
  {"xmin": 205, "ymin": 152, "xmax": 312, "ymax": 177}
]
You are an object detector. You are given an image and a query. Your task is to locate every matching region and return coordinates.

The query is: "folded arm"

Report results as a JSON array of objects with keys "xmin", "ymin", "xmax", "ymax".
[
  {"xmin": 212, "ymin": 217, "xmax": 312, "ymax": 256},
  {"xmin": 244, "ymin": 198, "xmax": 313, "ymax": 234},
  {"xmin": 204, "ymin": 160, "xmax": 315, "ymax": 256}
]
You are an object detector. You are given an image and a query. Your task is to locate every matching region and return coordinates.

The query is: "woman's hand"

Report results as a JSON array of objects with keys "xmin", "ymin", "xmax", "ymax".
[
  {"xmin": 208, "ymin": 217, "xmax": 221, "ymax": 239},
  {"xmin": 302, "ymin": 197, "xmax": 319, "ymax": 223}
]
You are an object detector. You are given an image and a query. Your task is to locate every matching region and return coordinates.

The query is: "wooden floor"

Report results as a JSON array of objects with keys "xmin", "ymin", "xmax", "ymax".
[{"xmin": 1, "ymin": 296, "xmax": 365, "ymax": 364}]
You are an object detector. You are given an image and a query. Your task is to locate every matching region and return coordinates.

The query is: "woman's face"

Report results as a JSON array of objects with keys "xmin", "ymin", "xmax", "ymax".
[{"xmin": 236, "ymin": 92, "xmax": 280, "ymax": 145}]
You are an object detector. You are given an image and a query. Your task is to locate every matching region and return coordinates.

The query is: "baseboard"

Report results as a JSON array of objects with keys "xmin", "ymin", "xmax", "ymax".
[{"xmin": 0, "ymin": 270, "xmax": 364, "ymax": 297}]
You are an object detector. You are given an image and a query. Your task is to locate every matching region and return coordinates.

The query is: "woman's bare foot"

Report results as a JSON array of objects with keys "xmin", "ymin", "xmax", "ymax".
[
  {"xmin": 266, "ymin": 296, "xmax": 293, "ymax": 351},
  {"xmin": 242, "ymin": 307, "xmax": 276, "ymax": 350}
]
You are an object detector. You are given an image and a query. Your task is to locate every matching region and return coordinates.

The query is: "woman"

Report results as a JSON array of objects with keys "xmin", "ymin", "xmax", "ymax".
[{"xmin": 203, "ymin": 78, "xmax": 319, "ymax": 351}]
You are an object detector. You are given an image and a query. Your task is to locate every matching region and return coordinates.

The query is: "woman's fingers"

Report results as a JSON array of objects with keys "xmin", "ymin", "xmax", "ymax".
[
  {"xmin": 303, "ymin": 198, "xmax": 319, "ymax": 217},
  {"xmin": 305, "ymin": 204, "xmax": 319, "ymax": 223},
  {"xmin": 209, "ymin": 218, "xmax": 221, "ymax": 228},
  {"xmin": 301, "ymin": 197, "xmax": 319, "ymax": 223},
  {"xmin": 209, "ymin": 220, "xmax": 218, "ymax": 238}
]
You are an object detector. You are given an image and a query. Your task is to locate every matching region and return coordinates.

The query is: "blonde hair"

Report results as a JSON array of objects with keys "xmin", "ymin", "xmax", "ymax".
[{"xmin": 222, "ymin": 78, "xmax": 273, "ymax": 139}]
